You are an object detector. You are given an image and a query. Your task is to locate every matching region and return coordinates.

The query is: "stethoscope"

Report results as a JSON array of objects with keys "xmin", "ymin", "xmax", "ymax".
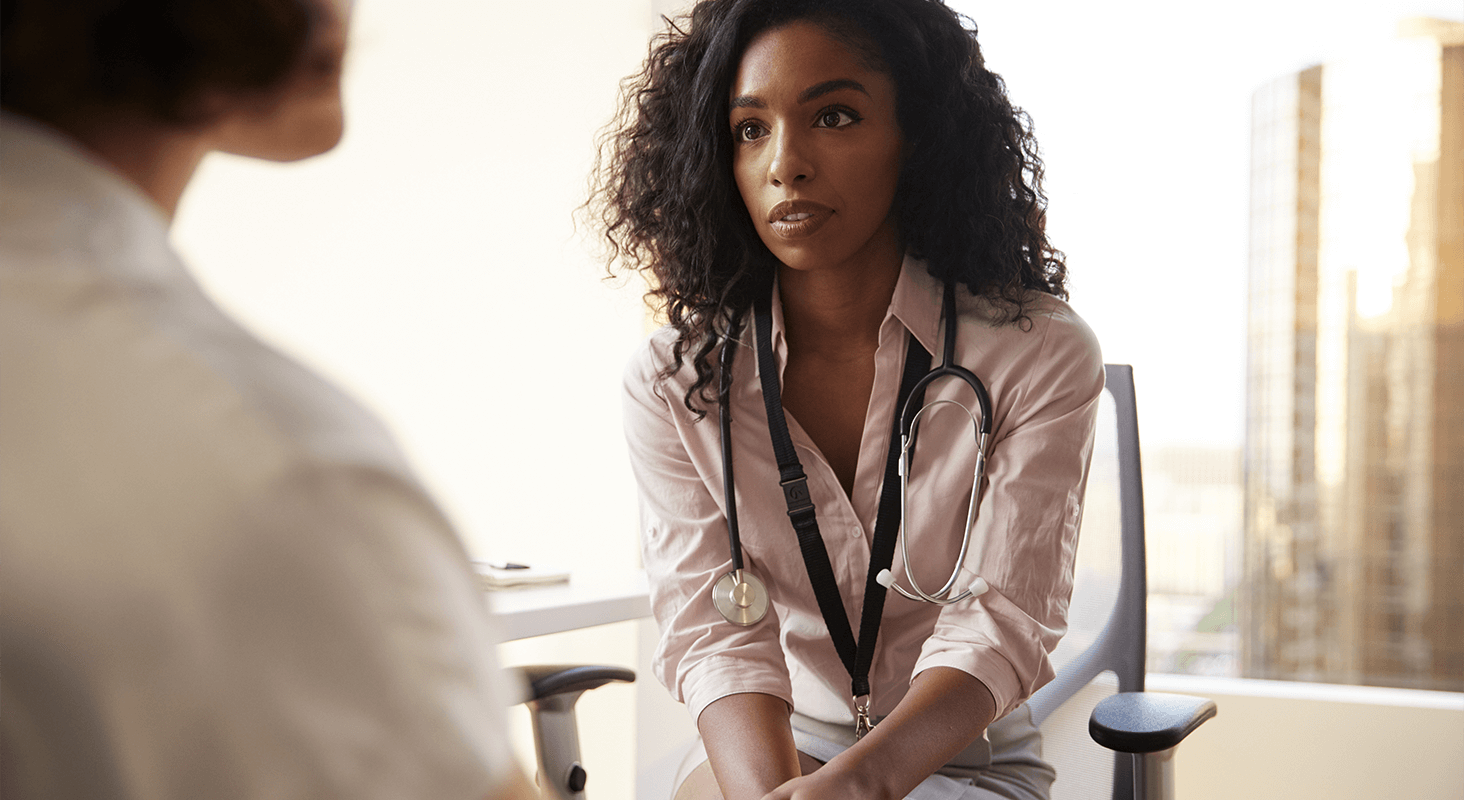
[{"xmin": 712, "ymin": 282, "xmax": 993, "ymax": 627}]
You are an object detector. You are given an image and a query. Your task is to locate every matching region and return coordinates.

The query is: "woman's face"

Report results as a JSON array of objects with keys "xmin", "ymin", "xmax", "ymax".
[{"xmin": 730, "ymin": 20, "xmax": 903, "ymax": 279}]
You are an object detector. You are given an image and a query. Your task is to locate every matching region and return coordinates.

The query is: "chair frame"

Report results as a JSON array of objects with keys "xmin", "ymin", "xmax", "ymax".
[
  {"xmin": 514, "ymin": 664, "xmax": 635, "ymax": 800},
  {"xmin": 1028, "ymin": 364, "xmax": 1216, "ymax": 800}
]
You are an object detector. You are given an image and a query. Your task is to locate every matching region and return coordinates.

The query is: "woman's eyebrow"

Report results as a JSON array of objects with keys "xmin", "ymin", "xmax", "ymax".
[
  {"xmin": 730, "ymin": 78, "xmax": 871, "ymax": 111},
  {"xmin": 798, "ymin": 78, "xmax": 868, "ymax": 103}
]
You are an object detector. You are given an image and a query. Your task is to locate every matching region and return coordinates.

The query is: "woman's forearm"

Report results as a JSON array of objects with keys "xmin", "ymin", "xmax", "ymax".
[
  {"xmin": 698, "ymin": 692, "xmax": 805, "ymax": 800},
  {"xmin": 812, "ymin": 667, "xmax": 996, "ymax": 800}
]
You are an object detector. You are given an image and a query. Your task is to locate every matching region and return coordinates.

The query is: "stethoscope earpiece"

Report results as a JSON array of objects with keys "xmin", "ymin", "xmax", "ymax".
[{"xmin": 877, "ymin": 569, "xmax": 990, "ymax": 600}]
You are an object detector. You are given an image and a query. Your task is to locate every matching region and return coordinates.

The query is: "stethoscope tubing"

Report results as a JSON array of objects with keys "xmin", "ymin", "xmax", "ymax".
[
  {"xmin": 885, "ymin": 367, "xmax": 993, "ymax": 604},
  {"xmin": 715, "ymin": 281, "xmax": 995, "ymax": 625},
  {"xmin": 882, "ymin": 282, "xmax": 994, "ymax": 605},
  {"xmin": 900, "ymin": 361, "xmax": 992, "ymax": 440},
  {"xmin": 719, "ymin": 321, "xmax": 745, "ymax": 573},
  {"xmin": 714, "ymin": 322, "xmax": 772, "ymax": 626},
  {"xmin": 896, "ymin": 399, "xmax": 987, "ymax": 603}
]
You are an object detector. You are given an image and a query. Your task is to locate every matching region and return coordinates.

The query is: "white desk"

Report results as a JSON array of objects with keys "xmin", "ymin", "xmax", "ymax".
[
  {"xmin": 486, "ymin": 569, "xmax": 652, "ymax": 642},
  {"xmin": 488, "ymin": 569, "xmax": 693, "ymax": 800}
]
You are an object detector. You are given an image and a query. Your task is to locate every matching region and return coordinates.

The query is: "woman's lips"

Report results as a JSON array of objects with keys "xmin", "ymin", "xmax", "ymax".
[{"xmin": 767, "ymin": 199, "xmax": 833, "ymax": 240}]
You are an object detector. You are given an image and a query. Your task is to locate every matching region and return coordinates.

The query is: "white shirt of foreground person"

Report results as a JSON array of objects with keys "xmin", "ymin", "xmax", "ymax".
[{"xmin": 0, "ymin": 114, "xmax": 517, "ymax": 800}]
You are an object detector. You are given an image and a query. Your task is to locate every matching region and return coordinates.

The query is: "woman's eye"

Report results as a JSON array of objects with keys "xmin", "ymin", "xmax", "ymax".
[
  {"xmin": 816, "ymin": 109, "xmax": 858, "ymax": 128},
  {"xmin": 735, "ymin": 122, "xmax": 767, "ymax": 142}
]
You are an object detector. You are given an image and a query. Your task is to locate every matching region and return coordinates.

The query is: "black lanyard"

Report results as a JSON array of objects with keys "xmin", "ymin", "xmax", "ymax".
[{"xmin": 751, "ymin": 292, "xmax": 932, "ymax": 701}]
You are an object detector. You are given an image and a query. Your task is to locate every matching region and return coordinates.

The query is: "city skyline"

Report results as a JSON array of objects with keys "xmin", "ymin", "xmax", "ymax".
[
  {"xmin": 955, "ymin": 0, "xmax": 1464, "ymax": 451},
  {"xmin": 1242, "ymin": 17, "xmax": 1462, "ymax": 691}
]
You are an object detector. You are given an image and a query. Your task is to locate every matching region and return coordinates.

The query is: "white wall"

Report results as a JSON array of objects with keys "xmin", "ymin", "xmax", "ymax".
[
  {"xmin": 175, "ymin": 0, "xmax": 654, "ymax": 575},
  {"xmin": 1149, "ymin": 674, "xmax": 1464, "ymax": 799},
  {"xmin": 173, "ymin": 2, "xmax": 659, "ymax": 796}
]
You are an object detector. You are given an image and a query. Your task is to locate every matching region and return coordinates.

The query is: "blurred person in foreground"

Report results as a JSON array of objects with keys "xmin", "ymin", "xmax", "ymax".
[{"xmin": 0, "ymin": 2, "xmax": 535, "ymax": 798}]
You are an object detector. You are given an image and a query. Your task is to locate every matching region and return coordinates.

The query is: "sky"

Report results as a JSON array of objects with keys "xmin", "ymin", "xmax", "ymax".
[{"xmin": 945, "ymin": 0, "xmax": 1463, "ymax": 449}]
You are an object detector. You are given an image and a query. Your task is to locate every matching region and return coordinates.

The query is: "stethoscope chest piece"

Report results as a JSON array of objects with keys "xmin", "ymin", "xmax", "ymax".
[{"xmin": 713, "ymin": 569, "xmax": 768, "ymax": 626}]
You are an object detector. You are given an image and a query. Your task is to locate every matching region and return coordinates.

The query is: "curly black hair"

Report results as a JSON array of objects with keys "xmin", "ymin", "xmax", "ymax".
[{"xmin": 590, "ymin": 0, "xmax": 1067, "ymax": 418}]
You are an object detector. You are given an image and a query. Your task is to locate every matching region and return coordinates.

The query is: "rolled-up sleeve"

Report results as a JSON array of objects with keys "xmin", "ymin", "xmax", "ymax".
[
  {"xmin": 621, "ymin": 338, "xmax": 793, "ymax": 723},
  {"xmin": 913, "ymin": 307, "xmax": 1105, "ymax": 719}
]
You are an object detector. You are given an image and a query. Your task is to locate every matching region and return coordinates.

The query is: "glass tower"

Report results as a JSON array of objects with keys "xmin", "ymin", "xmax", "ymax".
[{"xmin": 1243, "ymin": 18, "xmax": 1463, "ymax": 691}]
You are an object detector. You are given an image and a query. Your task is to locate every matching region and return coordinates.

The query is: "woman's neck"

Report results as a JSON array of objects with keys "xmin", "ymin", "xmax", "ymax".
[
  {"xmin": 47, "ymin": 110, "xmax": 209, "ymax": 221},
  {"xmin": 778, "ymin": 252, "xmax": 902, "ymax": 358}
]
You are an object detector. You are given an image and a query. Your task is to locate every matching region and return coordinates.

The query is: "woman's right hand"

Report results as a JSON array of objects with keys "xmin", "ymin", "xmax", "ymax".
[{"xmin": 760, "ymin": 765, "xmax": 892, "ymax": 800}]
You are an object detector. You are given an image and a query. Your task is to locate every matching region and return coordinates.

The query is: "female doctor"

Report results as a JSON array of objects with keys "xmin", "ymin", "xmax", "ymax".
[{"xmin": 595, "ymin": 1, "xmax": 1104, "ymax": 798}]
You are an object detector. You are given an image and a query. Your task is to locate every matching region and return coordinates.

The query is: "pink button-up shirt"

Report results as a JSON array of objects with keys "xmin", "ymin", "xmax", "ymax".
[{"xmin": 623, "ymin": 258, "xmax": 1103, "ymax": 727}]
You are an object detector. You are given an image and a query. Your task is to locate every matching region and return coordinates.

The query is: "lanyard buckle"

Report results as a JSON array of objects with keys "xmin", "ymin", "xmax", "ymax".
[
  {"xmin": 854, "ymin": 694, "xmax": 876, "ymax": 740},
  {"xmin": 780, "ymin": 474, "xmax": 815, "ymax": 517}
]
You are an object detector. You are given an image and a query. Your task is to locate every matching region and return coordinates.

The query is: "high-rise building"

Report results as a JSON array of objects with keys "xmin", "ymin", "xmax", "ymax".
[{"xmin": 1243, "ymin": 17, "xmax": 1463, "ymax": 692}]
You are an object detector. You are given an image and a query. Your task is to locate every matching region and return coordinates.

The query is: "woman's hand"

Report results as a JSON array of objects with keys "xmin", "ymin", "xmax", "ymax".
[
  {"xmin": 768, "ymin": 667, "xmax": 997, "ymax": 800},
  {"xmin": 698, "ymin": 670, "xmax": 995, "ymax": 799},
  {"xmin": 760, "ymin": 766, "xmax": 886, "ymax": 800}
]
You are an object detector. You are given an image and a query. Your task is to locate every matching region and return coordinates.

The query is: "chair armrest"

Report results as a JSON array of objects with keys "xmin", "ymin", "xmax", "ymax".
[
  {"xmin": 1089, "ymin": 691, "xmax": 1217, "ymax": 753},
  {"xmin": 516, "ymin": 664, "xmax": 636, "ymax": 702}
]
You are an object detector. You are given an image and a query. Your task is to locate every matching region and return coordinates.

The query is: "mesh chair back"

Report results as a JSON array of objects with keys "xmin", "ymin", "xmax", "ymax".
[{"xmin": 1029, "ymin": 365, "xmax": 1146, "ymax": 800}]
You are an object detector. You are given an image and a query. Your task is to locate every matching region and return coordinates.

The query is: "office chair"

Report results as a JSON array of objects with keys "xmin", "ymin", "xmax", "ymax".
[
  {"xmin": 512, "ymin": 663, "xmax": 635, "ymax": 800},
  {"xmin": 1027, "ymin": 364, "xmax": 1217, "ymax": 800}
]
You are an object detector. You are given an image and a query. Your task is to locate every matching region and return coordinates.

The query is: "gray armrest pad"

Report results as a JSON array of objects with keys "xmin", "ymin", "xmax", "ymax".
[
  {"xmin": 516, "ymin": 664, "xmax": 636, "ymax": 702},
  {"xmin": 1089, "ymin": 691, "xmax": 1217, "ymax": 753}
]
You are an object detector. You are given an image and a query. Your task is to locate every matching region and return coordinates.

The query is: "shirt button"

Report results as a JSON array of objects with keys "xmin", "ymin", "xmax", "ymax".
[{"xmin": 852, "ymin": 527, "xmax": 864, "ymax": 538}]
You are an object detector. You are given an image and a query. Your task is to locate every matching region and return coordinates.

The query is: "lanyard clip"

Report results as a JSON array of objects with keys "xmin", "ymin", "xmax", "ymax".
[
  {"xmin": 853, "ymin": 694, "xmax": 875, "ymax": 740},
  {"xmin": 780, "ymin": 474, "xmax": 814, "ymax": 515}
]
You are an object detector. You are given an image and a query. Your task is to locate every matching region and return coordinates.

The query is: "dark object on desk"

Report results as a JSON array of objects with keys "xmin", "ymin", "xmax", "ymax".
[
  {"xmin": 474, "ymin": 560, "xmax": 570, "ymax": 589},
  {"xmin": 513, "ymin": 663, "xmax": 635, "ymax": 800}
]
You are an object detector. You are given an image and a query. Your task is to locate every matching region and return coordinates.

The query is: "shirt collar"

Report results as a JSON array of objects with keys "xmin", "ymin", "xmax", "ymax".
[
  {"xmin": 753, "ymin": 254, "xmax": 946, "ymax": 377},
  {"xmin": 888, "ymin": 254, "xmax": 944, "ymax": 358},
  {"xmin": 0, "ymin": 112, "xmax": 178, "ymax": 283}
]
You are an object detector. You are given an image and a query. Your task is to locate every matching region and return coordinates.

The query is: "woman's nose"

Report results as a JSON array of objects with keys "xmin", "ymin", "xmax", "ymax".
[{"xmin": 768, "ymin": 130, "xmax": 814, "ymax": 186}]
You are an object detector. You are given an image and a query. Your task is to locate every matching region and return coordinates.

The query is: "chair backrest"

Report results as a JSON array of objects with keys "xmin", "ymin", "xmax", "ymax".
[{"xmin": 1028, "ymin": 364, "xmax": 1146, "ymax": 800}]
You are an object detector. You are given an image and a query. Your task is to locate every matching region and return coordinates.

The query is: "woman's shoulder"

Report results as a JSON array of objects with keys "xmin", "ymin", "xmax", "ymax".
[
  {"xmin": 1025, "ymin": 292, "xmax": 1101, "ymax": 359},
  {"xmin": 623, "ymin": 324, "xmax": 691, "ymax": 398},
  {"xmin": 960, "ymin": 290, "xmax": 1100, "ymax": 357},
  {"xmin": 955, "ymin": 290, "xmax": 1104, "ymax": 397},
  {"xmin": 626, "ymin": 323, "xmax": 681, "ymax": 369}
]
